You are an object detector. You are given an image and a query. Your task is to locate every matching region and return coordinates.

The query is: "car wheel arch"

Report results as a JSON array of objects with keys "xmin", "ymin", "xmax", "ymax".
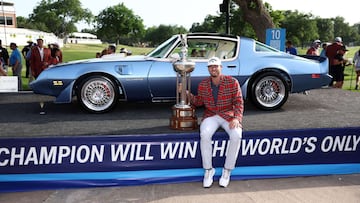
[
  {"xmin": 247, "ymin": 68, "xmax": 292, "ymax": 110},
  {"xmin": 74, "ymin": 72, "xmax": 124, "ymax": 100},
  {"xmin": 247, "ymin": 68, "xmax": 292, "ymax": 93},
  {"xmin": 74, "ymin": 74, "xmax": 123, "ymax": 113}
]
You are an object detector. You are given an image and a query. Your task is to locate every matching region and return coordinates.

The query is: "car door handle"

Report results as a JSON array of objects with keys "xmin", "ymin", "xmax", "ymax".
[{"xmin": 227, "ymin": 65, "xmax": 237, "ymax": 68}]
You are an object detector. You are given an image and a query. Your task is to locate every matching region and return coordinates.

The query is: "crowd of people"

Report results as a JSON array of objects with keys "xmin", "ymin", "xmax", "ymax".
[
  {"xmin": 286, "ymin": 37, "xmax": 359, "ymax": 90},
  {"xmin": 0, "ymin": 40, "xmax": 137, "ymax": 91},
  {"xmin": 0, "ymin": 38, "xmax": 63, "ymax": 90},
  {"xmin": 96, "ymin": 45, "xmax": 132, "ymax": 58}
]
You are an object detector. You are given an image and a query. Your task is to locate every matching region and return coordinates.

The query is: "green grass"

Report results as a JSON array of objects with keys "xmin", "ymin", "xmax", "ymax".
[
  {"xmin": 299, "ymin": 46, "xmax": 360, "ymax": 91},
  {"xmin": 8, "ymin": 44, "xmax": 360, "ymax": 92},
  {"xmin": 341, "ymin": 48, "xmax": 360, "ymax": 91},
  {"xmin": 61, "ymin": 43, "xmax": 152, "ymax": 61}
]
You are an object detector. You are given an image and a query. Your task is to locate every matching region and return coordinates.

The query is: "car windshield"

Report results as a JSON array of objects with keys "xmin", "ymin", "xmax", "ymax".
[
  {"xmin": 169, "ymin": 38, "xmax": 237, "ymax": 60},
  {"xmin": 147, "ymin": 35, "xmax": 238, "ymax": 60},
  {"xmin": 147, "ymin": 35, "xmax": 180, "ymax": 58}
]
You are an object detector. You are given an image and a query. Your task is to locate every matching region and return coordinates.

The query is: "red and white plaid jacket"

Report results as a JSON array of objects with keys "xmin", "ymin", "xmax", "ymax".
[{"xmin": 190, "ymin": 75, "xmax": 243, "ymax": 127}]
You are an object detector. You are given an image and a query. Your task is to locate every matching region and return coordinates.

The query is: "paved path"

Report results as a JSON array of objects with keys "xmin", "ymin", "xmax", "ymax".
[
  {"xmin": 0, "ymin": 88, "xmax": 359, "ymax": 202},
  {"xmin": 0, "ymin": 174, "xmax": 359, "ymax": 203},
  {"xmin": 1, "ymin": 88, "xmax": 360, "ymax": 137}
]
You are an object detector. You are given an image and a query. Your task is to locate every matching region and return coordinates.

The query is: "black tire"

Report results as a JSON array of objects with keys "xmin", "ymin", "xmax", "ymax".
[
  {"xmin": 77, "ymin": 76, "xmax": 118, "ymax": 113},
  {"xmin": 250, "ymin": 72, "xmax": 289, "ymax": 111}
]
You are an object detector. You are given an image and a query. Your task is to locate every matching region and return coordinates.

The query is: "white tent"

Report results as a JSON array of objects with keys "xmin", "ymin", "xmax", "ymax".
[
  {"xmin": 0, "ymin": 27, "xmax": 62, "ymax": 47},
  {"xmin": 66, "ymin": 32, "xmax": 102, "ymax": 44}
]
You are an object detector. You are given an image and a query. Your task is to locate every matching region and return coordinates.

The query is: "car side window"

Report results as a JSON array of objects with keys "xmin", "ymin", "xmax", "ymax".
[{"xmin": 255, "ymin": 41, "xmax": 279, "ymax": 52}]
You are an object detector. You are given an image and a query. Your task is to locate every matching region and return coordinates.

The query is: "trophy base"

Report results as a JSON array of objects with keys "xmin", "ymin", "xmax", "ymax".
[{"xmin": 169, "ymin": 106, "xmax": 198, "ymax": 130}]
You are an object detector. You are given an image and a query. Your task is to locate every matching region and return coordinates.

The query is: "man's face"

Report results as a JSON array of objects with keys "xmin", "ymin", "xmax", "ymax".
[
  {"xmin": 208, "ymin": 65, "xmax": 222, "ymax": 77},
  {"xmin": 37, "ymin": 39, "xmax": 43, "ymax": 47}
]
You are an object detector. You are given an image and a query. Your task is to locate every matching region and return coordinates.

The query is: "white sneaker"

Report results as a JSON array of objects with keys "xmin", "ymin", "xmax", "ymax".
[
  {"xmin": 219, "ymin": 168, "xmax": 231, "ymax": 187},
  {"xmin": 203, "ymin": 168, "xmax": 215, "ymax": 188}
]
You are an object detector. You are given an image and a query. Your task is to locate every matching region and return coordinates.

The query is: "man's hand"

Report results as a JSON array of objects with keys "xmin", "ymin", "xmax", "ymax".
[{"xmin": 229, "ymin": 119, "xmax": 241, "ymax": 129}]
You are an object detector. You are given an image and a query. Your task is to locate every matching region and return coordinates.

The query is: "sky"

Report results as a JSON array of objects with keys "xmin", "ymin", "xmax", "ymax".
[{"xmin": 7, "ymin": 0, "xmax": 360, "ymax": 31}]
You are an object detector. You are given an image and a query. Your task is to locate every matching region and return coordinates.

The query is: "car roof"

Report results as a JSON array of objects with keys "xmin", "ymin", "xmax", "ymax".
[{"xmin": 187, "ymin": 32, "xmax": 238, "ymax": 40}]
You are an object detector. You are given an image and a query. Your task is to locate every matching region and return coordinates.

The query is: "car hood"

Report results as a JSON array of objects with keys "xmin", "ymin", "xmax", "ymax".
[{"xmin": 53, "ymin": 54, "xmax": 150, "ymax": 67}]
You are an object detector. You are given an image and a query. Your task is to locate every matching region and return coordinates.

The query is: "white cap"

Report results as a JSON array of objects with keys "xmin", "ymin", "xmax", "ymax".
[
  {"xmin": 335, "ymin": 37, "xmax": 342, "ymax": 42},
  {"xmin": 52, "ymin": 42, "xmax": 59, "ymax": 47},
  {"xmin": 207, "ymin": 57, "xmax": 221, "ymax": 66},
  {"xmin": 313, "ymin": 39, "xmax": 321, "ymax": 44},
  {"xmin": 120, "ymin": 48, "xmax": 128, "ymax": 53}
]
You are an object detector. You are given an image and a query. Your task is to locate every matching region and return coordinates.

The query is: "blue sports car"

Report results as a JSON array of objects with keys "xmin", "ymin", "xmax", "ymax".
[{"xmin": 30, "ymin": 33, "xmax": 331, "ymax": 113}]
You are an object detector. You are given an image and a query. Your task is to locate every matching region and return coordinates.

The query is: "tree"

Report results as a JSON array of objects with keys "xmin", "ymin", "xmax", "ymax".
[
  {"xmin": 332, "ymin": 16, "xmax": 358, "ymax": 45},
  {"xmin": 280, "ymin": 10, "xmax": 318, "ymax": 48},
  {"xmin": 233, "ymin": 0, "xmax": 274, "ymax": 42},
  {"xmin": 80, "ymin": 28, "xmax": 97, "ymax": 36},
  {"xmin": 190, "ymin": 3, "xmax": 257, "ymax": 38},
  {"xmin": 189, "ymin": 15, "xmax": 223, "ymax": 33},
  {"xmin": 352, "ymin": 23, "xmax": 360, "ymax": 45},
  {"xmin": 29, "ymin": 0, "xmax": 93, "ymax": 37},
  {"xmin": 145, "ymin": 25, "xmax": 187, "ymax": 47},
  {"xmin": 229, "ymin": 3, "xmax": 257, "ymax": 38},
  {"xmin": 16, "ymin": 16, "xmax": 28, "ymax": 28},
  {"xmin": 96, "ymin": 3, "xmax": 145, "ymax": 45},
  {"xmin": 315, "ymin": 18, "xmax": 334, "ymax": 43},
  {"xmin": 264, "ymin": 3, "xmax": 285, "ymax": 28},
  {"xmin": 17, "ymin": 16, "xmax": 50, "ymax": 32},
  {"xmin": 190, "ymin": 0, "xmax": 274, "ymax": 41}
]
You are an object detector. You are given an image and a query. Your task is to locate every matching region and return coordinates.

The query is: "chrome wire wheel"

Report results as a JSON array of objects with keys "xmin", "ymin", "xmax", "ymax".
[
  {"xmin": 79, "ymin": 76, "xmax": 117, "ymax": 113},
  {"xmin": 253, "ymin": 75, "xmax": 287, "ymax": 109}
]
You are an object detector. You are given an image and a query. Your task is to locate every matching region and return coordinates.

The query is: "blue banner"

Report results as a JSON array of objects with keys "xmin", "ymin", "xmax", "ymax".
[{"xmin": 1, "ymin": 127, "xmax": 360, "ymax": 192}]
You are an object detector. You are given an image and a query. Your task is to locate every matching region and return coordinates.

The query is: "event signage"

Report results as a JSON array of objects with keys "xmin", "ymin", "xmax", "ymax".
[
  {"xmin": 0, "ymin": 127, "xmax": 359, "ymax": 192},
  {"xmin": 0, "ymin": 76, "xmax": 18, "ymax": 92},
  {"xmin": 266, "ymin": 28, "xmax": 286, "ymax": 51}
]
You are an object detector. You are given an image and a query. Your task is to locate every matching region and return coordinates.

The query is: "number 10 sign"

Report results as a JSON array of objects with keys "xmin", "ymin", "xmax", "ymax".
[{"xmin": 266, "ymin": 28, "xmax": 286, "ymax": 52}]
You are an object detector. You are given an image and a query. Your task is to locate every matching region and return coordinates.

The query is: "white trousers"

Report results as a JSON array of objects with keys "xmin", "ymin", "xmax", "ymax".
[{"xmin": 200, "ymin": 115, "xmax": 242, "ymax": 170}]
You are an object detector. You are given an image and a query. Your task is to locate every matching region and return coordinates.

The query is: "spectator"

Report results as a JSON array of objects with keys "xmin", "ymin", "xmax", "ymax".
[
  {"xmin": 198, "ymin": 48, "xmax": 206, "ymax": 57},
  {"xmin": 285, "ymin": 40, "xmax": 297, "ymax": 55},
  {"xmin": 119, "ymin": 47, "xmax": 127, "ymax": 53},
  {"xmin": 326, "ymin": 37, "xmax": 343, "ymax": 86},
  {"xmin": 120, "ymin": 48, "xmax": 131, "ymax": 56},
  {"xmin": 188, "ymin": 57, "xmax": 243, "ymax": 188},
  {"xmin": 320, "ymin": 43, "xmax": 328, "ymax": 58},
  {"xmin": 0, "ymin": 57, "xmax": 6, "ymax": 76},
  {"xmin": 332, "ymin": 45, "xmax": 350, "ymax": 88},
  {"xmin": 21, "ymin": 41, "xmax": 33, "ymax": 78},
  {"xmin": 306, "ymin": 40, "xmax": 321, "ymax": 56},
  {"xmin": 9, "ymin": 42, "xmax": 22, "ymax": 90},
  {"xmin": 30, "ymin": 38, "xmax": 52, "ymax": 79},
  {"xmin": 50, "ymin": 47, "xmax": 62, "ymax": 65},
  {"xmin": 190, "ymin": 49, "xmax": 198, "ymax": 57},
  {"xmin": 108, "ymin": 45, "xmax": 116, "ymax": 54},
  {"xmin": 100, "ymin": 49, "xmax": 108, "ymax": 57},
  {"xmin": 353, "ymin": 48, "xmax": 360, "ymax": 90},
  {"xmin": 0, "ymin": 39, "xmax": 9, "ymax": 71},
  {"xmin": 50, "ymin": 43, "xmax": 63, "ymax": 63},
  {"xmin": 96, "ymin": 52, "xmax": 101, "ymax": 58}
]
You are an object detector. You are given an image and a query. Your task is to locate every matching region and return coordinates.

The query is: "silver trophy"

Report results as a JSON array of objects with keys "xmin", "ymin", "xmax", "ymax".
[{"xmin": 170, "ymin": 35, "xmax": 198, "ymax": 130}]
